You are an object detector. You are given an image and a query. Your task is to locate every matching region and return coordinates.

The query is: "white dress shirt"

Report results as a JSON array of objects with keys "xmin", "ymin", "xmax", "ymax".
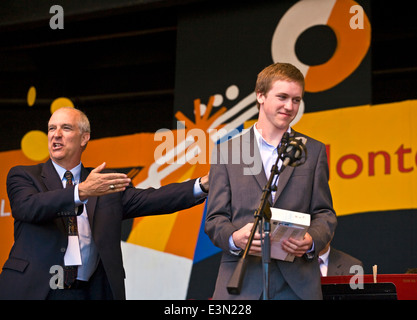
[
  {"xmin": 228, "ymin": 125, "xmax": 290, "ymax": 251},
  {"xmin": 52, "ymin": 161, "xmax": 99, "ymax": 281},
  {"xmin": 253, "ymin": 123, "xmax": 291, "ymax": 203},
  {"xmin": 318, "ymin": 246, "xmax": 330, "ymax": 276}
]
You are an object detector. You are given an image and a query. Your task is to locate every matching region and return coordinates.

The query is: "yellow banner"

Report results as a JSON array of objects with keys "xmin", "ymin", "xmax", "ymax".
[{"xmin": 293, "ymin": 100, "xmax": 417, "ymax": 216}]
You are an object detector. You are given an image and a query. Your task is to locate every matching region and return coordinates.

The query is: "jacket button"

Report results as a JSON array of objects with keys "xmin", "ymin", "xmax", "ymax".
[{"xmin": 60, "ymin": 247, "xmax": 66, "ymax": 253}]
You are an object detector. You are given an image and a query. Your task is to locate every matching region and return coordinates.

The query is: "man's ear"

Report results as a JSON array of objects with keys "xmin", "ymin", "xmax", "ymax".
[
  {"xmin": 256, "ymin": 92, "xmax": 265, "ymax": 106},
  {"xmin": 81, "ymin": 132, "xmax": 90, "ymax": 149}
]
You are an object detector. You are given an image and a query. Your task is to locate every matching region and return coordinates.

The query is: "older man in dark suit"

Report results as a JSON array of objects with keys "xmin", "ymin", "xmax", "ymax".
[
  {"xmin": 205, "ymin": 63, "xmax": 337, "ymax": 300},
  {"xmin": 0, "ymin": 107, "xmax": 208, "ymax": 300}
]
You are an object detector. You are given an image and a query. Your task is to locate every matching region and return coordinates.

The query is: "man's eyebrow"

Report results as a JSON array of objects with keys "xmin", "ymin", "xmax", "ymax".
[
  {"xmin": 276, "ymin": 92, "xmax": 302, "ymax": 99},
  {"xmin": 48, "ymin": 122, "xmax": 74, "ymax": 128}
]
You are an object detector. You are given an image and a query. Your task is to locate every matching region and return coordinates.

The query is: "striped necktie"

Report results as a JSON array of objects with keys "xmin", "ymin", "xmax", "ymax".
[{"xmin": 64, "ymin": 170, "xmax": 78, "ymax": 287}]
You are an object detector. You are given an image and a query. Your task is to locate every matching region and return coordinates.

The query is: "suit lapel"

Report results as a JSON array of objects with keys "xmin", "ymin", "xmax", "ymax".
[
  {"xmin": 42, "ymin": 160, "xmax": 98, "ymax": 231},
  {"xmin": 244, "ymin": 128, "xmax": 267, "ymax": 183},
  {"xmin": 243, "ymin": 127, "xmax": 272, "ymax": 204},
  {"xmin": 328, "ymin": 249, "xmax": 343, "ymax": 276},
  {"xmin": 243, "ymin": 127, "xmax": 301, "ymax": 206},
  {"xmin": 81, "ymin": 165, "xmax": 97, "ymax": 228},
  {"xmin": 41, "ymin": 159, "xmax": 67, "ymax": 233},
  {"xmin": 273, "ymin": 165, "xmax": 294, "ymax": 206},
  {"xmin": 273, "ymin": 129, "xmax": 298, "ymax": 206},
  {"xmin": 41, "ymin": 159, "xmax": 64, "ymax": 191}
]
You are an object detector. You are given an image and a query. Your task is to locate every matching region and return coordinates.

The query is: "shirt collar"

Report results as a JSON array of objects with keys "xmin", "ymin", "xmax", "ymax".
[
  {"xmin": 253, "ymin": 123, "xmax": 291, "ymax": 151},
  {"xmin": 319, "ymin": 246, "xmax": 331, "ymax": 264},
  {"xmin": 51, "ymin": 160, "xmax": 82, "ymax": 184}
]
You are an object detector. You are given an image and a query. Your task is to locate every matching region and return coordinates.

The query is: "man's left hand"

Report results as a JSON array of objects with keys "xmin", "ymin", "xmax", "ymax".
[{"xmin": 281, "ymin": 232, "xmax": 313, "ymax": 257}]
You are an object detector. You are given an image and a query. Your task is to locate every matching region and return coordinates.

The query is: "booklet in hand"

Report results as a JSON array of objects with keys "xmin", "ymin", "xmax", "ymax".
[{"xmin": 269, "ymin": 208, "xmax": 311, "ymax": 262}]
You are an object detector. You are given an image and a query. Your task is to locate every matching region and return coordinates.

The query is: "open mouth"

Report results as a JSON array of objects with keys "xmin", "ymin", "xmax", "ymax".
[{"xmin": 52, "ymin": 143, "xmax": 63, "ymax": 150}]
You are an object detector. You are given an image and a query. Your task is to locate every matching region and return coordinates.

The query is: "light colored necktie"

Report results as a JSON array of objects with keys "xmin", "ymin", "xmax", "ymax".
[{"xmin": 318, "ymin": 257, "xmax": 325, "ymax": 276}]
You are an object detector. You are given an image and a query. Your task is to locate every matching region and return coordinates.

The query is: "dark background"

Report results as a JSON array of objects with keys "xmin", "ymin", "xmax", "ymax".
[{"xmin": 1, "ymin": 0, "xmax": 416, "ymax": 150}]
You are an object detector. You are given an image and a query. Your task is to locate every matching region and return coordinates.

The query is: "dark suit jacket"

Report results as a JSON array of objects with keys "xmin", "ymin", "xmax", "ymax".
[
  {"xmin": 327, "ymin": 247, "xmax": 363, "ymax": 276},
  {"xmin": 0, "ymin": 159, "xmax": 202, "ymax": 300},
  {"xmin": 205, "ymin": 127, "xmax": 337, "ymax": 300}
]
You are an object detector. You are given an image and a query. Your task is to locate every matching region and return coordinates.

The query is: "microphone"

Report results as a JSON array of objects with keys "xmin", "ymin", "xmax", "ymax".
[
  {"xmin": 277, "ymin": 132, "xmax": 290, "ymax": 156},
  {"xmin": 280, "ymin": 135, "xmax": 307, "ymax": 167},
  {"xmin": 281, "ymin": 131, "xmax": 290, "ymax": 146}
]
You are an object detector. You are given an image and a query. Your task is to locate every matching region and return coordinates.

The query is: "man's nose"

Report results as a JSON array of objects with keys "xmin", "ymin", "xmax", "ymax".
[
  {"xmin": 284, "ymin": 100, "xmax": 294, "ymax": 110},
  {"xmin": 54, "ymin": 128, "xmax": 63, "ymax": 137}
]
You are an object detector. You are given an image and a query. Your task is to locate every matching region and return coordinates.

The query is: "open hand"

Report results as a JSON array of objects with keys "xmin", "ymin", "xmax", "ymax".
[{"xmin": 78, "ymin": 162, "xmax": 131, "ymax": 200}]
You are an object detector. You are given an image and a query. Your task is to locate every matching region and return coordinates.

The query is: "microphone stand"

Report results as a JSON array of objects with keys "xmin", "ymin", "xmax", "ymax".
[{"xmin": 227, "ymin": 133, "xmax": 289, "ymax": 299}]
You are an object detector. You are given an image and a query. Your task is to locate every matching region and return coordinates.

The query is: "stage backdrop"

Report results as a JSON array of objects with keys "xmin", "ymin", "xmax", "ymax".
[{"xmin": 1, "ymin": 0, "xmax": 416, "ymax": 300}]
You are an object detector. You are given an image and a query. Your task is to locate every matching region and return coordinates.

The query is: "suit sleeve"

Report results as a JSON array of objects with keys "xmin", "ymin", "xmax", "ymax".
[
  {"xmin": 121, "ymin": 179, "xmax": 204, "ymax": 219},
  {"xmin": 307, "ymin": 143, "xmax": 337, "ymax": 254},
  {"xmin": 6, "ymin": 166, "xmax": 78, "ymax": 223},
  {"xmin": 204, "ymin": 144, "xmax": 238, "ymax": 252}
]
